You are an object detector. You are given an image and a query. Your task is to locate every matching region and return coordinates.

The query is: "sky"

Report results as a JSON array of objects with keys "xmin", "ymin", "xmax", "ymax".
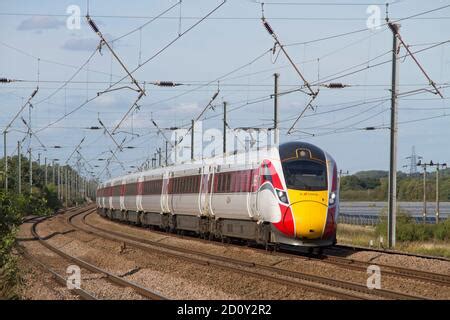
[{"xmin": 0, "ymin": 0, "xmax": 449, "ymax": 181}]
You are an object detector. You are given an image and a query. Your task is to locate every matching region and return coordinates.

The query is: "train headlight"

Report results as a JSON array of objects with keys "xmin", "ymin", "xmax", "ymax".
[
  {"xmin": 276, "ymin": 189, "xmax": 288, "ymax": 204},
  {"xmin": 329, "ymin": 192, "xmax": 336, "ymax": 205}
]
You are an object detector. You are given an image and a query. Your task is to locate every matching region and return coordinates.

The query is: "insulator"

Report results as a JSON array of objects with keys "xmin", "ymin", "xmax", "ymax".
[
  {"xmin": 263, "ymin": 20, "xmax": 274, "ymax": 35},
  {"xmin": 31, "ymin": 87, "xmax": 38, "ymax": 97},
  {"xmin": 87, "ymin": 16, "xmax": 100, "ymax": 33},
  {"xmin": 158, "ymin": 81, "xmax": 175, "ymax": 87},
  {"xmin": 327, "ymin": 83, "xmax": 346, "ymax": 89},
  {"xmin": 211, "ymin": 91, "xmax": 219, "ymax": 101}
]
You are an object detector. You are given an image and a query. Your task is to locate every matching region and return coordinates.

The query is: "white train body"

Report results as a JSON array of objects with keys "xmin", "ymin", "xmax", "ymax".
[{"xmin": 96, "ymin": 142, "xmax": 339, "ymax": 247}]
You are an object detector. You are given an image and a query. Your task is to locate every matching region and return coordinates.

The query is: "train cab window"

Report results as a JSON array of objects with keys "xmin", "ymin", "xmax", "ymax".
[{"xmin": 282, "ymin": 160, "xmax": 328, "ymax": 191}]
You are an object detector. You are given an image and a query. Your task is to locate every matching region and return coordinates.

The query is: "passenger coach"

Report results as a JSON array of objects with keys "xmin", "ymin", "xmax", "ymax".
[{"xmin": 96, "ymin": 141, "xmax": 339, "ymax": 248}]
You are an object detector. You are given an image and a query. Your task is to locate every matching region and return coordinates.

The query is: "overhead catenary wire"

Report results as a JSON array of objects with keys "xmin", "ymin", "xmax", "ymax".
[
  {"xmin": 3, "ymin": 87, "xmax": 39, "ymax": 133},
  {"xmin": 86, "ymin": 15, "xmax": 145, "ymax": 95},
  {"xmin": 111, "ymin": 91, "xmax": 145, "ymax": 134},
  {"xmin": 65, "ymin": 137, "xmax": 85, "ymax": 164},
  {"xmin": 20, "ymin": 116, "xmax": 46, "ymax": 150},
  {"xmin": 4, "ymin": 2, "xmax": 450, "ymax": 180},
  {"xmin": 33, "ymin": 1, "xmax": 227, "ymax": 135}
]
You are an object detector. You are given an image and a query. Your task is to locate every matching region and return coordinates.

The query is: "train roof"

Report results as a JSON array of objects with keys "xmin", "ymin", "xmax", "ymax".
[
  {"xmin": 279, "ymin": 141, "xmax": 326, "ymax": 164},
  {"xmin": 99, "ymin": 143, "xmax": 328, "ymax": 187}
]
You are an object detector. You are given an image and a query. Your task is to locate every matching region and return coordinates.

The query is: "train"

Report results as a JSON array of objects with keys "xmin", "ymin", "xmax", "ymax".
[{"xmin": 96, "ymin": 141, "xmax": 339, "ymax": 250}]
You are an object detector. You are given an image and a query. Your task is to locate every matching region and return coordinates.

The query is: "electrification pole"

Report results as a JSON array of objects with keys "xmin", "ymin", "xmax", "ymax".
[
  {"xmin": 436, "ymin": 165, "xmax": 439, "ymax": 223},
  {"xmin": 17, "ymin": 141, "xmax": 21, "ymax": 194},
  {"xmin": 423, "ymin": 165, "xmax": 427, "ymax": 223},
  {"xmin": 417, "ymin": 160, "xmax": 430, "ymax": 224},
  {"xmin": 44, "ymin": 157, "xmax": 47, "ymax": 186},
  {"xmin": 165, "ymin": 141, "xmax": 168, "ymax": 166},
  {"xmin": 3, "ymin": 131, "xmax": 7, "ymax": 191},
  {"xmin": 223, "ymin": 101, "xmax": 227, "ymax": 154},
  {"xmin": 57, "ymin": 165, "xmax": 60, "ymax": 200},
  {"xmin": 429, "ymin": 162, "xmax": 447, "ymax": 223},
  {"xmin": 274, "ymin": 73, "xmax": 279, "ymax": 145},
  {"xmin": 387, "ymin": 22, "xmax": 400, "ymax": 249},
  {"xmin": 158, "ymin": 148, "xmax": 162, "ymax": 167},
  {"xmin": 65, "ymin": 167, "xmax": 67, "ymax": 203},
  {"xmin": 29, "ymin": 147, "xmax": 32, "ymax": 194},
  {"xmin": 191, "ymin": 119, "xmax": 195, "ymax": 161},
  {"xmin": 52, "ymin": 160, "xmax": 55, "ymax": 184}
]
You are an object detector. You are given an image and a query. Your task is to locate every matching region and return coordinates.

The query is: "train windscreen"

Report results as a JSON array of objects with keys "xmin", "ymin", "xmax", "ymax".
[{"xmin": 282, "ymin": 160, "xmax": 328, "ymax": 191}]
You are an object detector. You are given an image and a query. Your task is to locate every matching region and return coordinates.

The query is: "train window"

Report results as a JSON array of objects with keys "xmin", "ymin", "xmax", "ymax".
[
  {"xmin": 217, "ymin": 174, "xmax": 222, "ymax": 192},
  {"xmin": 213, "ymin": 175, "xmax": 218, "ymax": 193},
  {"xmin": 126, "ymin": 183, "xmax": 136, "ymax": 196},
  {"xmin": 282, "ymin": 160, "xmax": 328, "ymax": 191},
  {"xmin": 240, "ymin": 172, "xmax": 245, "ymax": 192},
  {"xmin": 232, "ymin": 173, "xmax": 238, "ymax": 193},
  {"xmin": 226, "ymin": 173, "xmax": 231, "ymax": 192}
]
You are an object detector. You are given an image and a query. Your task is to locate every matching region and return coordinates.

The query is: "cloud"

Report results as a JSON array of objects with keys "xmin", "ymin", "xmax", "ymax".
[
  {"xmin": 94, "ymin": 94, "xmax": 122, "ymax": 108},
  {"xmin": 17, "ymin": 16, "xmax": 64, "ymax": 31},
  {"xmin": 168, "ymin": 102, "xmax": 201, "ymax": 114},
  {"xmin": 61, "ymin": 37, "xmax": 99, "ymax": 51},
  {"xmin": 61, "ymin": 33, "xmax": 113, "ymax": 51}
]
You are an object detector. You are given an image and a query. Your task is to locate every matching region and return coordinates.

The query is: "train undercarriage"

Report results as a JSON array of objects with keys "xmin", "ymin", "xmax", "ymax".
[{"xmin": 97, "ymin": 207, "xmax": 334, "ymax": 253}]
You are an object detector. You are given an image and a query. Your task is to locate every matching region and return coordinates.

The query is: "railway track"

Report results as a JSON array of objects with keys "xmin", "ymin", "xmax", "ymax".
[
  {"xmin": 26, "ymin": 206, "xmax": 167, "ymax": 300},
  {"xmin": 330, "ymin": 244, "xmax": 450, "ymax": 262},
  {"xmin": 89, "ymin": 208, "xmax": 450, "ymax": 289},
  {"xmin": 16, "ymin": 244, "xmax": 98, "ymax": 300},
  {"xmin": 317, "ymin": 250, "xmax": 450, "ymax": 287},
  {"xmin": 68, "ymin": 209, "xmax": 427, "ymax": 300}
]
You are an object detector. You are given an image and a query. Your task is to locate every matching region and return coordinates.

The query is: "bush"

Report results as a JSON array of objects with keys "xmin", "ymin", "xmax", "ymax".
[
  {"xmin": 0, "ymin": 190, "xmax": 53, "ymax": 299},
  {"xmin": 434, "ymin": 219, "xmax": 450, "ymax": 240},
  {"xmin": 0, "ymin": 191, "xmax": 22, "ymax": 299},
  {"xmin": 42, "ymin": 184, "xmax": 61, "ymax": 212},
  {"xmin": 376, "ymin": 210, "xmax": 450, "ymax": 242}
]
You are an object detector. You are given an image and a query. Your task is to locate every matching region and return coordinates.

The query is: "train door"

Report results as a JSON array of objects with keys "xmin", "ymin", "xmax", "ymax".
[
  {"xmin": 108, "ymin": 184, "xmax": 113, "ymax": 209},
  {"xmin": 136, "ymin": 175, "xmax": 144, "ymax": 212},
  {"xmin": 168, "ymin": 171, "xmax": 175, "ymax": 213},
  {"xmin": 248, "ymin": 165, "xmax": 260, "ymax": 219},
  {"xmin": 199, "ymin": 165, "xmax": 212, "ymax": 216},
  {"xmin": 208, "ymin": 165, "xmax": 216, "ymax": 216},
  {"xmin": 120, "ymin": 179, "xmax": 126, "ymax": 211},
  {"xmin": 161, "ymin": 171, "xmax": 170, "ymax": 213}
]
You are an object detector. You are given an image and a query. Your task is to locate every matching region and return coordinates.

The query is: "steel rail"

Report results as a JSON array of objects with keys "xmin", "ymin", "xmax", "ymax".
[
  {"xmin": 16, "ymin": 244, "xmax": 98, "ymax": 300},
  {"xmin": 74, "ymin": 210, "xmax": 425, "ymax": 300},
  {"xmin": 68, "ymin": 210, "xmax": 362, "ymax": 300},
  {"xmin": 30, "ymin": 207, "xmax": 167, "ymax": 300},
  {"xmin": 92, "ymin": 208, "xmax": 450, "ymax": 288}
]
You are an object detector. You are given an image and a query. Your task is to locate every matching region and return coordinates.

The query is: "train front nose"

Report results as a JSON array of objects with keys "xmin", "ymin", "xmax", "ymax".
[{"xmin": 287, "ymin": 190, "xmax": 328, "ymax": 239}]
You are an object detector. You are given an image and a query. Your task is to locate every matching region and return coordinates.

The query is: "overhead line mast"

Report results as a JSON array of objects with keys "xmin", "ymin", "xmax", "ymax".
[{"xmin": 259, "ymin": 4, "xmax": 319, "ymax": 135}]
